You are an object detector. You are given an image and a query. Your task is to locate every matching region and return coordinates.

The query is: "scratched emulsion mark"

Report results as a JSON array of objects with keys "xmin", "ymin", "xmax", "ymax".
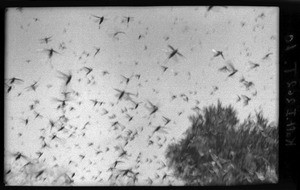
[{"xmin": 5, "ymin": 6, "xmax": 278, "ymax": 185}]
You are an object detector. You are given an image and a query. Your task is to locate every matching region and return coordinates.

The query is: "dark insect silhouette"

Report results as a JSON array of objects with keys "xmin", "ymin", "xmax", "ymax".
[
  {"xmin": 36, "ymin": 151, "xmax": 43, "ymax": 158},
  {"xmin": 29, "ymin": 104, "xmax": 35, "ymax": 110},
  {"xmin": 191, "ymin": 106, "xmax": 201, "ymax": 113},
  {"xmin": 90, "ymin": 99, "xmax": 104, "ymax": 107},
  {"xmin": 239, "ymin": 76, "xmax": 246, "ymax": 83},
  {"xmin": 26, "ymin": 81, "xmax": 39, "ymax": 91},
  {"xmin": 33, "ymin": 111, "xmax": 43, "ymax": 119},
  {"xmin": 146, "ymin": 177, "xmax": 153, "ymax": 185},
  {"xmin": 135, "ymin": 74, "xmax": 141, "ymax": 80},
  {"xmin": 52, "ymin": 97, "xmax": 71, "ymax": 110},
  {"xmin": 177, "ymin": 111, "xmax": 183, "ymax": 116},
  {"xmin": 82, "ymin": 67, "xmax": 93, "ymax": 76},
  {"xmin": 48, "ymin": 119, "xmax": 56, "ymax": 132},
  {"xmin": 7, "ymin": 77, "xmax": 24, "ymax": 85},
  {"xmin": 35, "ymin": 170, "xmax": 45, "ymax": 178},
  {"xmin": 146, "ymin": 100, "xmax": 159, "ymax": 115},
  {"xmin": 248, "ymin": 61, "xmax": 260, "ymax": 70},
  {"xmin": 122, "ymin": 16, "xmax": 134, "ymax": 26},
  {"xmin": 210, "ymin": 86, "xmax": 219, "ymax": 95},
  {"xmin": 102, "ymin": 70, "xmax": 110, "ymax": 76},
  {"xmin": 158, "ymin": 161, "xmax": 167, "ymax": 170},
  {"xmin": 227, "ymin": 62, "xmax": 238, "ymax": 77},
  {"xmin": 79, "ymin": 154, "xmax": 86, "ymax": 160},
  {"xmin": 113, "ymin": 31, "xmax": 126, "ymax": 38},
  {"xmin": 207, "ymin": 6, "xmax": 214, "ymax": 12},
  {"xmin": 148, "ymin": 139, "xmax": 154, "ymax": 146},
  {"xmin": 114, "ymin": 88, "xmax": 136, "ymax": 101},
  {"xmin": 262, "ymin": 52, "xmax": 273, "ymax": 60},
  {"xmin": 43, "ymin": 48, "xmax": 60, "ymax": 59},
  {"xmin": 258, "ymin": 12, "xmax": 265, "ymax": 19},
  {"xmin": 154, "ymin": 173, "xmax": 160, "ymax": 179},
  {"xmin": 94, "ymin": 47, "xmax": 101, "ymax": 57},
  {"xmin": 152, "ymin": 125, "xmax": 168, "ymax": 135},
  {"xmin": 218, "ymin": 66, "xmax": 230, "ymax": 73},
  {"xmin": 170, "ymin": 95, "xmax": 177, "ymax": 101},
  {"xmin": 112, "ymin": 160, "xmax": 124, "ymax": 168},
  {"xmin": 58, "ymin": 115, "xmax": 69, "ymax": 123},
  {"xmin": 41, "ymin": 141, "xmax": 50, "ymax": 149},
  {"xmin": 162, "ymin": 172, "xmax": 171, "ymax": 181},
  {"xmin": 164, "ymin": 45, "xmax": 185, "ymax": 64},
  {"xmin": 138, "ymin": 34, "xmax": 144, "ymax": 39},
  {"xmin": 60, "ymin": 91, "xmax": 71, "ymax": 100},
  {"xmin": 121, "ymin": 75, "xmax": 132, "ymax": 85},
  {"xmin": 92, "ymin": 15, "xmax": 106, "ymax": 29},
  {"xmin": 125, "ymin": 129, "xmax": 133, "ymax": 137},
  {"xmin": 121, "ymin": 107, "xmax": 127, "ymax": 114},
  {"xmin": 39, "ymin": 36, "xmax": 52, "ymax": 44},
  {"xmin": 111, "ymin": 121, "xmax": 119, "ymax": 128},
  {"xmin": 130, "ymin": 100, "xmax": 141, "ymax": 109},
  {"xmin": 126, "ymin": 114, "xmax": 134, "ymax": 122},
  {"xmin": 57, "ymin": 125, "xmax": 65, "ymax": 132},
  {"xmin": 13, "ymin": 152, "xmax": 27, "ymax": 161},
  {"xmin": 95, "ymin": 150, "xmax": 103, "ymax": 155},
  {"xmin": 162, "ymin": 116, "xmax": 171, "ymax": 126},
  {"xmin": 20, "ymin": 118, "xmax": 29, "ymax": 126},
  {"xmin": 5, "ymin": 169, "xmax": 11, "ymax": 175},
  {"xmin": 108, "ymin": 114, "xmax": 116, "ymax": 119},
  {"xmin": 130, "ymin": 172, "xmax": 140, "ymax": 183},
  {"xmin": 180, "ymin": 93, "xmax": 189, "ymax": 102},
  {"xmin": 241, "ymin": 95, "xmax": 251, "ymax": 106},
  {"xmin": 59, "ymin": 42, "xmax": 66, "ymax": 50},
  {"xmin": 212, "ymin": 49, "xmax": 225, "ymax": 60},
  {"xmin": 5, "ymin": 83, "xmax": 13, "ymax": 93},
  {"xmin": 118, "ymin": 146, "xmax": 129, "ymax": 158},
  {"xmin": 207, "ymin": 6, "xmax": 227, "ymax": 12},
  {"xmin": 39, "ymin": 135, "xmax": 46, "ymax": 141},
  {"xmin": 161, "ymin": 66, "xmax": 168, "ymax": 73},
  {"xmin": 50, "ymin": 133, "xmax": 62, "ymax": 141},
  {"xmin": 82, "ymin": 122, "xmax": 90, "ymax": 130},
  {"xmin": 57, "ymin": 70, "xmax": 72, "ymax": 86},
  {"xmin": 101, "ymin": 108, "xmax": 109, "ymax": 115},
  {"xmin": 119, "ymin": 168, "xmax": 134, "ymax": 177},
  {"xmin": 243, "ymin": 81, "xmax": 255, "ymax": 90},
  {"xmin": 63, "ymin": 174, "xmax": 74, "ymax": 184},
  {"xmin": 107, "ymin": 166, "xmax": 116, "ymax": 173}
]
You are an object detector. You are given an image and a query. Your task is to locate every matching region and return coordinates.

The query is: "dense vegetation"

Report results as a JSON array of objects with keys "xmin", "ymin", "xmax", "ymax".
[{"xmin": 165, "ymin": 101, "xmax": 278, "ymax": 185}]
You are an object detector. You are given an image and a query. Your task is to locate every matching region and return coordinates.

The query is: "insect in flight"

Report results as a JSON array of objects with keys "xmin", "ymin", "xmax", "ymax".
[{"xmin": 163, "ymin": 45, "xmax": 185, "ymax": 64}]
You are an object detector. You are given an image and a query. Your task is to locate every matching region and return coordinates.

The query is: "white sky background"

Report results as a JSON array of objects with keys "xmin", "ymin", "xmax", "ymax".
[{"xmin": 5, "ymin": 6, "xmax": 278, "ymax": 185}]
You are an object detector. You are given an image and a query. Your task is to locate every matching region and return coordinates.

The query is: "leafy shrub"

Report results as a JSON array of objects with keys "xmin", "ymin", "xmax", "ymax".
[{"xmin": 165, "ymin": 101, "xmax": 278, "ymax": 185}]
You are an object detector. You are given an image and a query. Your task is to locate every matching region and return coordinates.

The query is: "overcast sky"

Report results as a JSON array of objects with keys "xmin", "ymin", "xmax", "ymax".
[{"xmin": 5, "ymin": 6, "xmax": 278, "ymax": 185}]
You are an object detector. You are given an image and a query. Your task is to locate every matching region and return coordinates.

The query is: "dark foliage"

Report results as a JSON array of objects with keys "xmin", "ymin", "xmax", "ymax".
[{"xmin": 165, "ymin": 101, "xmax": 278, "ymax": 185}]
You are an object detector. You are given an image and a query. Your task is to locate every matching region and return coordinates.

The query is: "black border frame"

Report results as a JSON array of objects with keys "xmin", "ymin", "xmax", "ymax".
[{"xmin": 1, "ymin": 1, "xmax": 299, "ymax": 190}]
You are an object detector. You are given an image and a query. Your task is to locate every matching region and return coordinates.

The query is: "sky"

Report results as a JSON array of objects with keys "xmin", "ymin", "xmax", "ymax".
[{"xmin": 5, "ymin": 6, "xmax": 278, "ymax": 185}]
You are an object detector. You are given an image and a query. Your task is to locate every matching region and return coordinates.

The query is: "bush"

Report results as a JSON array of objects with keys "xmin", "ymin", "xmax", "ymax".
[{"xmin": 165, "ymin": 101, "xmax": 278, "ymax": 185}]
